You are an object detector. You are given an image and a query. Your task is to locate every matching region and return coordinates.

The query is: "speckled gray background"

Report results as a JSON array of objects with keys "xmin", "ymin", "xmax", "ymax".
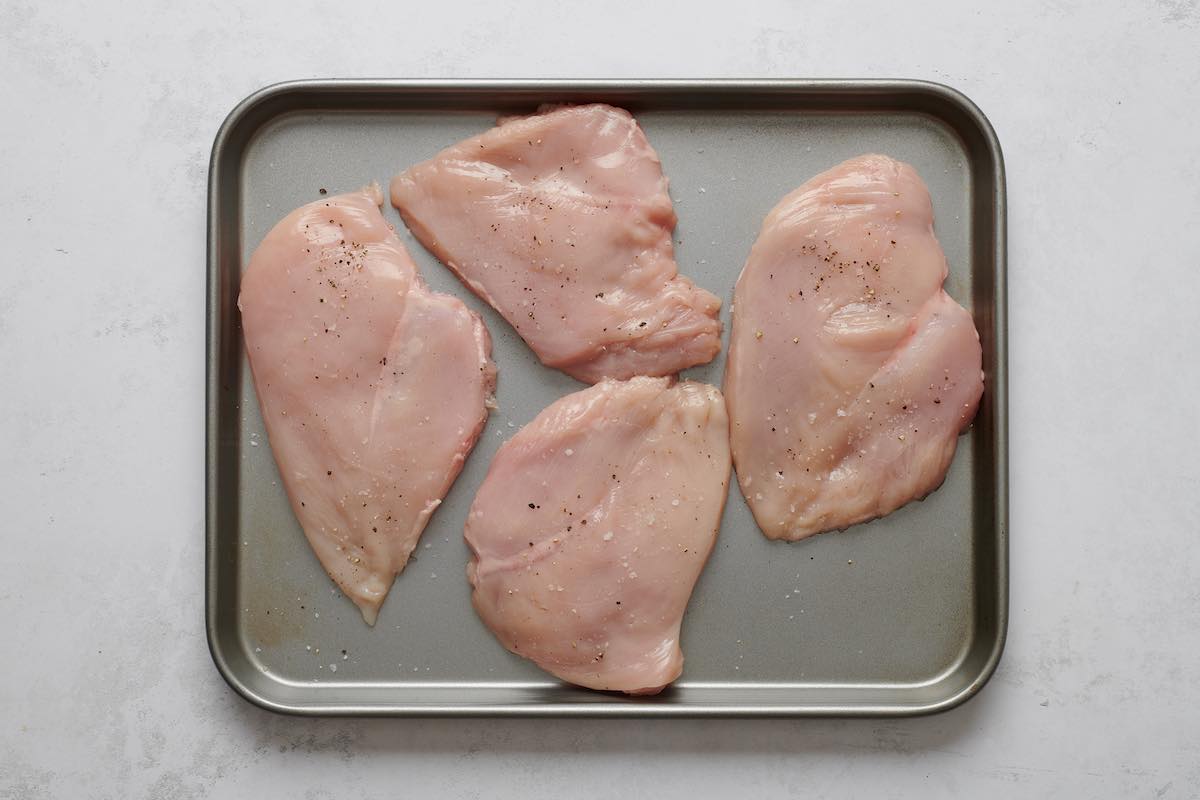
[{"xmin": 3, "ymin": 0, "xmax": 1199, "ymax": 797}]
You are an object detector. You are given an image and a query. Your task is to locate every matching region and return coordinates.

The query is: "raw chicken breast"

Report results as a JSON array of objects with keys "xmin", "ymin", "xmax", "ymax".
[
  {"xmin": 239, "ymin": 185, "xmax": 496, "ymax": 624},
  {"xmin": 390, "ymin": 103, "xmax": 722, "ymax": 383},
  {"xmin": 724, "ymin": 155, "xmax": 983, "ymax": 541},
  {"xmin": 465, "ymin": 377, "xmax": 730, "ymax": 694}
]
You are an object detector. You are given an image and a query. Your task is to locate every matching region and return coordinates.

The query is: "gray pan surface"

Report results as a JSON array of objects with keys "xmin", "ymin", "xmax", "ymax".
[{"xmin": 207, "ymin": 80, "xmax": 1007, "ymax": 716}]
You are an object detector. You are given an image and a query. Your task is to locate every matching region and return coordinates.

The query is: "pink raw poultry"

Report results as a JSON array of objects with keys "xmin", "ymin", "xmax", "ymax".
[
  {"xmin": 390, "ymin": 104, "xmax": 722, "ymax": 383},
  {"xmin": 724, "ymin": 155, "xmax": 984, "ymax": 540},
  {"xmin": 239, "ymin": 185, "xmax": 496, "ymax": 624},
  {"xmin": 465, "ymin": 377, "xmax": 730, "ymax": 693}
]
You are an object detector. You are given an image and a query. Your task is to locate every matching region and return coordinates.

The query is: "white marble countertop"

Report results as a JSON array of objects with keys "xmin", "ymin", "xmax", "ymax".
[{"xmin": 3, "ymin": 1, "xmax": 1198, "ymax": 797}]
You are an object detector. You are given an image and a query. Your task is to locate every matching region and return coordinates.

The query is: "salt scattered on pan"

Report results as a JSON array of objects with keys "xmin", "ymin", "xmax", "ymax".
[
  {"xmin": 698, "ymin": 187, "xmax": 706, "ymax": 194},
  {"xmin": 507, "ymin": 421, "xmax": 515, "ymax": 428},
  {"xmin": 329, "ymin": 664, "xmax": 337, "ymax": 673},
  {"xmin": 430, "ymin": 573, "xmax": 437, "ymax": 579},
  {"xmin": 424, "ymin": 543, "xmax": 431, "ymax": 549}
]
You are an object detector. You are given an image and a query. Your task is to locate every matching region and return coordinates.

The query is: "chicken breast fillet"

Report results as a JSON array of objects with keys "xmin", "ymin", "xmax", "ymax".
[
  {"xmin": 390, "ymin": 103, "xmax": 722, "ymax": 383},
  {"xmin": 239, "ymin": 185, "xmax": 496, "ymax": 624},
  {"xmin": 724, "ymin": 154, "xmax": 984, "ymax": 541},
  {"xmin": 465, "ymin": 377, "xmax": 731, "ymax": 694}
]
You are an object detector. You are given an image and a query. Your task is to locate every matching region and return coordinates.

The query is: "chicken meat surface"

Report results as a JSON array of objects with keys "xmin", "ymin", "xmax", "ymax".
[
  {"xmin": 390, "ymin": 104, "xmax": 722, "ymax": 383},
  {"xmin": 724, "ymin": 155, "xmax": 983, "ymax": 541},
  {"xmin": 239, "ymin": 185, "xmax": 496, "ymax": 624},
  {"xmin": 465, "ymin": 377, "xmax": 730, "ymax": 693}
]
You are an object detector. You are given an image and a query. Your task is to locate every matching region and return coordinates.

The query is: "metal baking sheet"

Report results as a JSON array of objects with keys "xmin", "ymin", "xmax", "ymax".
[{"xmin": 206, "ymin": 80, "xmax": 1007, "ymax": 716}]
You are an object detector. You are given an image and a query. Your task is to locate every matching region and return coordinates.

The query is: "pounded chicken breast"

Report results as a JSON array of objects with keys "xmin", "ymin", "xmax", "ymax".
[
  {"xmin": 465, "ymin": 377, "xmax": 731, "ymax": 694},
  {"xmin": 239, "ymin": 185, "xmax": 496, "ymax": 624},
  {"xmin": 390, "ymin": 103, "xmax": 722, "ymax": 383},
  {"xmin": 724, "ymin": 155, "xmax": 984, "ymax": 541}
]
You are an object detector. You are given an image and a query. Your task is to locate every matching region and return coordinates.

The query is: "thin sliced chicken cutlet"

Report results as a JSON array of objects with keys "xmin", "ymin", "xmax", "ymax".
[
  {"xmin": 390, "ymin": 103, "xmax": 722, "ymax": 383},
  {"xmin": 724, "ymin": 154, "xmax": 984, "ymax": 541},
  {"xmin": 239, "ymin": 185, "xmax": 496, "ymax": 624},
  {"xmin": 465, "ymin": 377, "xmax": 730, "ymax": 694}
]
